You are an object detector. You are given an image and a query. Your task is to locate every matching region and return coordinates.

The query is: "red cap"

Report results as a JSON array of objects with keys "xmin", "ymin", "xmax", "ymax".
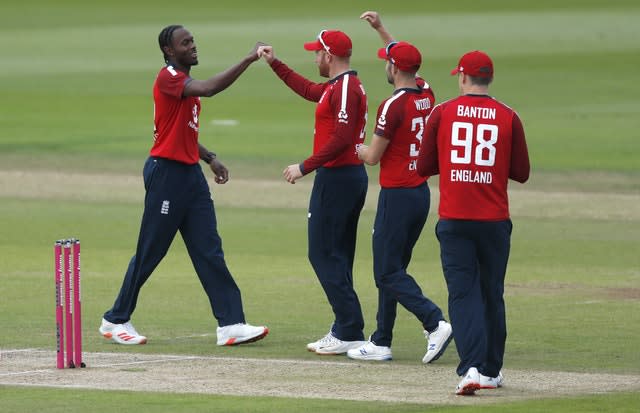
[
  {"xmin": 377, "ymin": 41, "xmax": 421, "ymax": 72},
  {"xmin": 304, "ymin": 30, "xmax": 352, "ymax": 57},
  {"xmin": 450, "ymin": 50, "xmax": 493, "ymax": 78}
]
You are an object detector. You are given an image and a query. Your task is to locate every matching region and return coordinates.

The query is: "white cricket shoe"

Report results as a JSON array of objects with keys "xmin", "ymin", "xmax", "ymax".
[
  {"xmin": 99, "ymin": 318, "xmax": 147, "ymax": 345},
  {"xmin": 216, "ymin": 323, "xmax": 268, "ymax": 346},
  {"xmin": 307, "ymin": 331, "xmax": 333, "ymax": 352},
  {"xmin": 480, "ymin": 371, "xmax": 504, "ymax": 389},
  {"xmin": 456, "ymin": 367, "xmax": 481, "ymax": 395},
  {"xmin": 313, "ymin": 332, "xmax": 365, "ymax": 355},
  {"xmin": 422, "ymin": 320, "xmax": 453, "ymax": 363},
  {"xmin": 347, "ymin": 340, "xmax": 392, "ymax": 361}
]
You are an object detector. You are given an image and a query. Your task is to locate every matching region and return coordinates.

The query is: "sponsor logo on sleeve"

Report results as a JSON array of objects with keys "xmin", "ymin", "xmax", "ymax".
[{"xmin": 338, "ymin": 109, "xmax": 349, "ymax": 124}]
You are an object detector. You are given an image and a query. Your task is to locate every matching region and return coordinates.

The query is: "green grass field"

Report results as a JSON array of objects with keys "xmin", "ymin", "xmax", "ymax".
[{"xmin": 1, "ymin": 0, "xmax": 639, "ymax": 411}]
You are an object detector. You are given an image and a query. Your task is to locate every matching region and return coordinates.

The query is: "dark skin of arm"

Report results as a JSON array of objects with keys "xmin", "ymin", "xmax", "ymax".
[{"xmin": 162, "ymin": 27, "xmax": 268, "ymax": 183}]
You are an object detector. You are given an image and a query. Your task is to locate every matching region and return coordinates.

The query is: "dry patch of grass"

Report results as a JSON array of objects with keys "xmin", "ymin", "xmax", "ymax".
[
  {"xmin": 506, "ymin": 282, "xmax": 640, "ymax": 300},
  {"xmin": 1, "ymin": 170, "xmax": 638, "ymax": 221}
]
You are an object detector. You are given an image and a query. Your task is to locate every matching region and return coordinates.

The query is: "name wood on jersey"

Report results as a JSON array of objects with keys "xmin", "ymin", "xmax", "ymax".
[
  {"xmin": 451, "ymin": 169, "xmax": 493, "ymax": 183},
  {"xmin": 457, "ymin": 105, "xmax": 496, "ymax": 120},
  {"xmin": 414, "ymin": 98, "xmax": 431, "ymax": 111}
]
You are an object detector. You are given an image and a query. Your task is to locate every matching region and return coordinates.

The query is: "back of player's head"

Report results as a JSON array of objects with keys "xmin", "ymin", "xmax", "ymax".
[
  {"xmin": 158, "ymin": 25, "xmax": 184, "ymax": 63},
  {"xmin": 468, "ymin": 75, "xmax": 493, "ymax": 86}
]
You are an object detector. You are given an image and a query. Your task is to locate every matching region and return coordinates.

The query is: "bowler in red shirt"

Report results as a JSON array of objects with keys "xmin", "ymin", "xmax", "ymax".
[{"xmin": 100, "ymin": 25, "xmax": 270, "ymax": 348}]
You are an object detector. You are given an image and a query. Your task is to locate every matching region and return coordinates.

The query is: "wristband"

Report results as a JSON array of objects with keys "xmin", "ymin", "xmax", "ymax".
[{"xmin": 205, "ymin": 151, "xmax": 217, "ymax": 164}]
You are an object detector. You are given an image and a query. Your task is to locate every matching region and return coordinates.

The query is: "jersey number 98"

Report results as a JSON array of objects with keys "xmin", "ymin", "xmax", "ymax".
[{"xmin": 450, "ymin": 121, "xmax": 498, "ymax": 166}]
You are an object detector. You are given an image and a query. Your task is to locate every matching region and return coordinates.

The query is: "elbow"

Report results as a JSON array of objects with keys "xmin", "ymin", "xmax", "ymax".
[
  {"xmin": 203, "ymin": 89, "xmax": 217, "ymax": 98},
  {"xmin": 416, "ymin": 165, "xmax": 436, "ymax": 177},
  {"xmin": 203, "ymin": 82, "xmax": 226, "ymax": 97},
  {"xmin": 416, "ymin": 161, "xmax": 427, "ymax": 177},
  {"xmin": 513, "ymin": 171, "xmax": 530, "ymax": 183},
  {"xmin": 510, "ymin": 165, "xmax": 530, "ymax": 183}
]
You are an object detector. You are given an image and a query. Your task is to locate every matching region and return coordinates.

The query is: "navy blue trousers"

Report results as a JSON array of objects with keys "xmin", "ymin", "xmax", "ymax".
[
  {"xmin": 436, "ymin": 219, "xmax": 512, "ymax": 377},
  {"xmin": 308, "ymin": 165, "xmax": 367, "ymax": 341},
  {"xmin": 370, "ymin": 183, "xmax": 444, "ymax": 347},
  {"xmin": 104, "ymin": 157, "xmax": 245, "ymax": 327}
]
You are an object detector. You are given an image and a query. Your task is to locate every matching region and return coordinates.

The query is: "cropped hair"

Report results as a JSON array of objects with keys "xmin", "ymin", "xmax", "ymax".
[
  {"xmin": 469, "ymin": 75, "xmax": 493, "ymax": 86},
  {"xmin": 158, "ymin": 25, "xmax": 183, "ymax": 63}
]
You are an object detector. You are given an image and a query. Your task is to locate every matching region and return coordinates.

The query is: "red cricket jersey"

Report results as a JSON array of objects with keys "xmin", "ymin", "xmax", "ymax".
[
  {"xmin": 417, "ymin": 94, "xmax": 530, "ymax": 220},
  {"xmin": 269, "ymin": 60, "xmax": 366, "ymax": 173},
  {"xmin": 374, "ymin": 79, "xmax": 435, "ymax": 188},
  {"xmin": 150, "ymin": 65, "xmax": 201, "ymax": 164}
]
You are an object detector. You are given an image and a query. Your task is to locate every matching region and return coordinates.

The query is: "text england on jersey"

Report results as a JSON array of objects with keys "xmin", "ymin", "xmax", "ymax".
[{"xmin": 450, "ymin": 169, "xmax": 493, "ymax": 184}]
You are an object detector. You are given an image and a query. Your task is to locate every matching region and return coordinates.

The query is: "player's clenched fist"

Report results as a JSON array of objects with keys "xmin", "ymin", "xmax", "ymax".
[
  {"xmin": 210, "ymin": 158, "xmax": 229, "ymax": 184},
  {"xmin": 259, "ymin": 45, "xmax": 275, "ymax": 63},
  {"xmin": 251, "ymin": 42, "xmax": 270, "ymax": 61},
  {"xmin": 283, "ymin": 164, "xmax": 303, "ymax": 184}
]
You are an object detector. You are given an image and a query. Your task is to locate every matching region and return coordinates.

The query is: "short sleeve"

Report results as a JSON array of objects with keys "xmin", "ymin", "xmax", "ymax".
[{"xmin": 157, "ymin": 66, "xmax": 188, "ymax": 98}]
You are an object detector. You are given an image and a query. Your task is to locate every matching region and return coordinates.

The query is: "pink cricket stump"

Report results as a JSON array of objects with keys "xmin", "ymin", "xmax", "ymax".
[
  {"xmin": 54, "ymin": 241, "xmax": 64, "ymax": 369},
  {"xmin": 63, "ymin": 241, "xmax": 75, "ymax": 368},
  {"xmin": 73, "ymin": 240, "xmax": 85, "ymax": 367}
]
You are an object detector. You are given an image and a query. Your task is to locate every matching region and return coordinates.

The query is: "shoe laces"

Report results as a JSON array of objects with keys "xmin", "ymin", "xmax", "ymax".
[
  {"xmin": 427, "ymin": 322, "xmax": 446, "ymax": 338},
  {"xmin": 317, "ymin": 332, "xmax": 338, "ymax": 346},
  {"xmin": 362, "ymin": 341, "xmax": 379, "ymax": 352}
]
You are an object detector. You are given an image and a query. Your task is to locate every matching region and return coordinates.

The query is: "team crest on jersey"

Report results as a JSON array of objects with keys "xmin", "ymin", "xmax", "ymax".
[{"xmin": 338, "ymin": 109, "xmax": 349, "ymax": 124}]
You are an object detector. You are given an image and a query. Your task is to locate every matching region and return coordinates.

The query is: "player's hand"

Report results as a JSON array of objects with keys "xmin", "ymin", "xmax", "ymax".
[
  {"xmin": 250, "ymin": 42, "xmax": 269, "ymax": 61},
  {"xmin": 356, "ymin": 143, "xmax": 368, "ymax": 160},
  {"xmin": 360, "ymin": 11, "xmax": 382, "ymax": 29},
  {"xmin": 260, "ymin": 45, "xmax": 275, "ymax": 63},
  {"xmin": 283, "ymin": 164, "xmax": 303, "ymax": 184},
  {"xmin": 210, "ymin": 158, "xmax": 229, "ymax": 184}
]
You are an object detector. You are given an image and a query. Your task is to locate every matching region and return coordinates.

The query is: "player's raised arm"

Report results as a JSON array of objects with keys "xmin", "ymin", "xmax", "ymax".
[
  {"xmin": 360, "ymin": 11, "xmax": 395, "ymax": 45},
  {"xmin": 184, "ymin": 42, "xmax": 268, "ymax": 97},
  {"xmin": 261, "ymin": 44, "xmax": 326, "ymax": 102}
]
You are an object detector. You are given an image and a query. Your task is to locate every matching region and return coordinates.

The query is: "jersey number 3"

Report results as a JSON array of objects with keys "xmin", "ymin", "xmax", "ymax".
[
  {"xmin": 451, "ymin": 121, "xmax": 498, "ymax": 166},
  {"xmin": 409, "ymin": 116, "xmax": 429, "ymax": 157}
]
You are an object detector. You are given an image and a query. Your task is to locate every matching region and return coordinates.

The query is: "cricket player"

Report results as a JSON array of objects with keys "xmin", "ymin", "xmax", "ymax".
[
  {"xmin": 349, "ymin": 41, "xmax": 452, "ymax": 363},
  {"xmin": 99, "ymin": 25, "xmax": 269, "ymax": 347},
  {"xmin": 417, "ymin": 50, "xmax": 530, "ymax": 394},
  {"xmin": 260, "ymin": 30, "xmax": 368, "ymax": 354}
]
